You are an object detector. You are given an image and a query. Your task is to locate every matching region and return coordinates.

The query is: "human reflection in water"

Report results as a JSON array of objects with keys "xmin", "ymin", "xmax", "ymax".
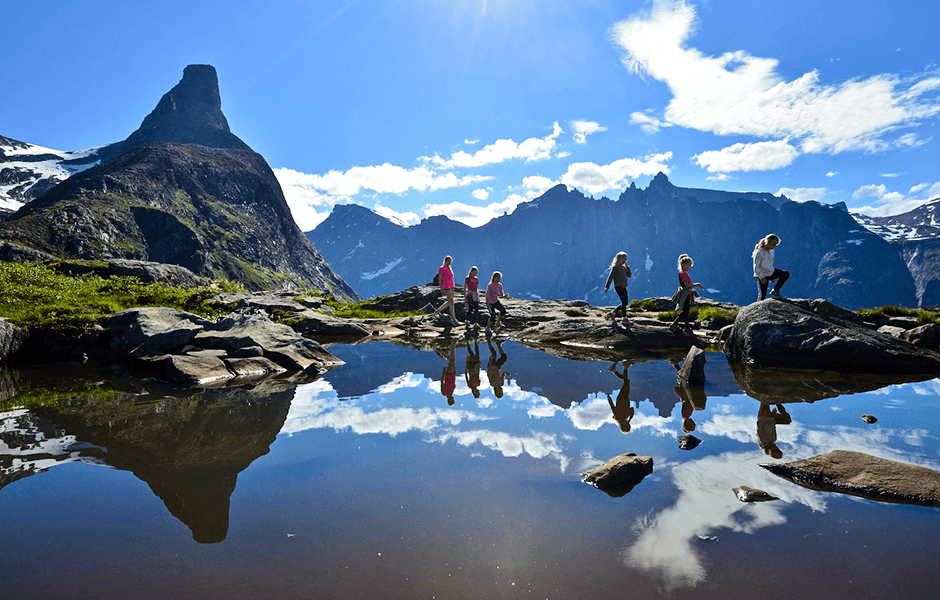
[
  {"xmin": 440, "ymin": 341, "xmax": 458, "ymax": 406},
  {"xmin": 673, "ymin": 380, "xmax": 707, "ymax": 434},
  {"xmin": 465, "ymin": 340, "xmax": 482, "ymax": 399},
  {"xmin": 486, "ymin": 338, "xmax": 510, "ymax": 399},
  {"xmin": 607, "ymin": 360, "xmax": 635, "ymax": 433},
  {"xmin": 756, "ymin": 402, "xmax": 791, "ymax": 459}
]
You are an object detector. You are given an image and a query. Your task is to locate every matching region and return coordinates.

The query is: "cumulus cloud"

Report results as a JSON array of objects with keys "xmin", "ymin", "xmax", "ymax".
[
  {"xmin": 775, "ymin": 187, "xmax": 827, "ymax": 203},
  {"xmin": 693, "ymin": 140, "xmax": 799, "ymax": 173},
  {"xmin": 560, "ymin": 152, "xmax": 673, "ymax": 195},
  {"xmin": 424, "ymin": 122, "xmax": 564, "ymax": 168},
  {"xmin": 422, "ymin": 195, "xmax": 529, "ymax": 227},
  {"xmin": 472, "ymin": 188, "xmax": 490, "ymax": 201},
  {"xmin": 611, "ymin": 0, "xmax": 940, "ymax": 173},
  {"xmin": 852, "ymin": 181, "xmax": 940, "ymax": 216},
  {"xmin": 570, "ymin": 120, "xmax": 608, "ymax": 143}
]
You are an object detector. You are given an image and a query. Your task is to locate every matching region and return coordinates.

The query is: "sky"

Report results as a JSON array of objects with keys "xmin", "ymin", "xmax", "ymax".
[{"xmin": 2, "ymin": 0, "xmax": 939, "ymax": 230}]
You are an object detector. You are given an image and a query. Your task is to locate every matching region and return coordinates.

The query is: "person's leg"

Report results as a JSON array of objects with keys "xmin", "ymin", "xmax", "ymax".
[
  {"xmin": 615, "ymin": 287, "xmax": 629, "ymax": 319},
  {"xmin": 756, "ymin": 277, "xmax": 769, "ymax": 301},
  {"xmin": 769, "ymin": 269, "xmax": 789, "ymax": 295},
  {"xmin": 682, "ymin": 297, "xmax": 692, "ymax": 328}
]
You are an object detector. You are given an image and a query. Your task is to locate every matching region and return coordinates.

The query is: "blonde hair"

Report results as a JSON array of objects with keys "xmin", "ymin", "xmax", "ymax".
[
  {"xmin": 610, "ymin": 251, "xmax": 628, "ymax": 269},
  {"xmin": 491, "ymin": 271, "xmax": 502, "ymax": 283},
  {"xmin": 752, "ymin": 234, "xmax": 780, "ymax": 258},
  {"xmin": 468, "ymin": 266, "xmax": 478, "ymax": 276},
  {"xmin": 678, "ymin": 254, "xmax": 693, "ymax": 270},
  {"xmin": 443, "ymin": 255, "xmax": 452, "ymax": 265}
]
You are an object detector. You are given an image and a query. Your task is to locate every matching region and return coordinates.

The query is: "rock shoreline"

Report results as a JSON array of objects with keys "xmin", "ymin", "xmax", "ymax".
[{"xmin": 2, "ymin": 283, "xmax": 940, "ymax": 386}]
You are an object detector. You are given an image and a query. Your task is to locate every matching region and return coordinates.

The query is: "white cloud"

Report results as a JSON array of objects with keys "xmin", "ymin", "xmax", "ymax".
[
  {"xmin": 852, "ymin": 181, "xmax": 940, "ymax": 216},
  {"xmin": 776, "ymin": 187, "xmax": 827, "ymax": 203},
  {"xmin": 471, "ymin": 188, "xmax": 490, "ymax": 201},
  {"xmin": 570, "ymin": 120, "xmax": 608, "ymax": 143},
  {"xmin": 424, "ymin": 122, "xmax": 564, "ymax": 168},
  {"xmin": 693, "ymin": 140, "xmax": 799, "ymax": 173},
  {"xmin": 422, "ymin": 195, "xmax": 529, "ymax": 227},
  {"xmin": 853, "ymin": 184, "xmax": 888, "ymax": 198},
  {"xmin": 881, "ymin": 173, "xmax": 902, "ymax": 178},
  {"xmin": 373, "ymin": 203, "xmax": 421, "ymax": 226},
  {"xmin": 630, "ymin": 111, "xmax": 671, "ymax": 134},
  {"xmin": 612, "ymin": 0, "xmax": 940, "ymax": 172},
  {"xmin": 826, "ymin": 171, "xmax": 838, "ymax": 177},
  {"xmin": 561, "ymin": 152, "xmax": 673, "ymax": 195}
]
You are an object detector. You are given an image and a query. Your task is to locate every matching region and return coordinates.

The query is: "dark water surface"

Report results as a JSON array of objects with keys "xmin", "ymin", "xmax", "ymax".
[{"xmin": 2, "ymin": 340, "xmax": 939, "ymax": 599}]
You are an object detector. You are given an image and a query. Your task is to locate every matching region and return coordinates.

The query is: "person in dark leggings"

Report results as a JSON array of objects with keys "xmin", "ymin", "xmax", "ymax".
[
  {"xmin": 752, "ymin": 234, "xmax": 790, "ymax": 300},
  {"xmin": 669, "ymin": 254, "xmax": 704, "ymax": 331},
  {"xmin": 604, "ymin": 251, "xmax": 633, "ymax": 324}
]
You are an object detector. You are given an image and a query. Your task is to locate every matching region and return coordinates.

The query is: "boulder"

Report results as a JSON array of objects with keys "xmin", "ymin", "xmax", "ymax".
[
  {"xmin": 677, "ymin": 346, "xmax": 706, "ymax": 384},
  {"xmin": 876, "ymin": 325, "xmax": 907, "ymax": 338},
  {"xmin": 139, "ymin": 349, "xmax": 234, "ymax": 385},
  {"xmin": 0, "ymin": 318, "xmax": 26, "ymax": 363},
  {"xmin": 678, "ymin": 434, "xmax": 701, "ymax": 450},
  {"xmin": 223, "ymin": 356, "xmax": 287, "ymax": 378},
  {"xmin": 106, "ymin": 259, "xmax": 210, "ymax": 289},
  {"xmin": 194, "ymin": 313, "xmax": 341, "ymax": 371},
  {"xmin": 582, "ymin": 453, "xmax": 654, "ymax": 497},
  {"xmin": 724, "ymin": 299, "xmax": 940, "ymax": 374},
  {"xmin": 761, "ymin": 449, "xmax": 940, "ymax": 507},
  {"xmin": 106, "ymin": 307, "xmax": 211, "ymax": 357},
  {"xmin": 899, "ymin": 323, "xmax": 940, "ymax": 349}
]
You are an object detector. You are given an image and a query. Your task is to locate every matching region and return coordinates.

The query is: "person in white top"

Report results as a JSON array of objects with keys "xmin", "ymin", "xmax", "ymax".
[{"xmin": 752, "ymin": 234, "xmax": 789, "ymax": 300}]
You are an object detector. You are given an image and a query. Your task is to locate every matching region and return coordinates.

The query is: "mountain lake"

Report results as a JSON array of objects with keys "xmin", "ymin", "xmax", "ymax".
[{"xmin": 2, "ymin": 339, "xmax": 939, "ymax": 599}]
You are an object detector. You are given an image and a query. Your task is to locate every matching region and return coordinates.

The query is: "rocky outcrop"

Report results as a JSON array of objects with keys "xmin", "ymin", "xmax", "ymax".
[
  {"xmin": 761, "ymin": 450, "xmax": 940, "ymax": 507},
  {"xmin": 724, "ymin": 298, "xmax": 940, "ymax": 374},
  {"xmin": 582, "ymin": 453, "xmax": 654, "ymax": 497},
  {"xmin": 0, "ymin": 318, "xmax": 26, "ymax": 363},
  {"xmin": 104, "ymin": 307, "xmax": 342, "ymax": 385}
]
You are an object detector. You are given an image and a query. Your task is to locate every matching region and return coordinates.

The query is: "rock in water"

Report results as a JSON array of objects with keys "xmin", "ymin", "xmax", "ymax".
[
  {"xmin": 861, "ymin": 414, "xmax": 878, "ymax": 424},
  {"xmin": 733, "ymin": 485, "xmax": 777, "ymax": 502},
  {"xmin": 724, "ymin": 299, "xmax": 940, "ymax": 374},
  {"xmin": 582, "ymin": 453, "xmax": 654, "ymax": 497},
  {"xmin": 677, "ymin": 346, "xmax": 706, "ymax": 384},
  {"xmin": 678, "ymin": 434, "xmax": 702, "ymax": 450},
  {"xmin": 761, "ymin": 449, "xmax": 940, "ymax": 507}
]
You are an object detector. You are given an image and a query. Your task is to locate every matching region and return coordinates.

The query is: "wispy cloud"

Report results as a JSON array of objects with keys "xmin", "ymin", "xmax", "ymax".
[
  {"xmin": 423, "ymin": 122, "xmax": 564, "ymax": 168},
  {"xmin": 612, "ymin": 0, "xmax": 940, "ymax": 174}
]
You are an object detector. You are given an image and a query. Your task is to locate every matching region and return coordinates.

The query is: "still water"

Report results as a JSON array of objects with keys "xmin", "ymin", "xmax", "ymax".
[{"xmin": 2, "ymin": 339, "xmax": 939, "ymax": 599}]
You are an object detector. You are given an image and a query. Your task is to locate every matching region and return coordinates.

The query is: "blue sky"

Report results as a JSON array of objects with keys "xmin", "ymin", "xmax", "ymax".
[{"xmin": 3, "ymin": 0, "xmax": 939, "ymax": 230}]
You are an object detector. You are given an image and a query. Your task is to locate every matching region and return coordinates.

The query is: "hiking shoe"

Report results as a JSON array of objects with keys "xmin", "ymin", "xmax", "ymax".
[
  {"xmin": 669, "ymin": 323, "xmax": 680, "ymax": 331},
  {"xmin": 770, "ymin": 290, "xmax": 783, "ymax": 298},
  {"xmin": 622, "ymin": 318, "xmax": 633, "ymax": 325},
  {"xmin": 606, "ymin": 311, "xmax": 616, "ymax": 321}
]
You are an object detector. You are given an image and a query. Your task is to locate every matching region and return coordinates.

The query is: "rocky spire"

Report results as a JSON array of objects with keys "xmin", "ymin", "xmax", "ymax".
[{"xmin": 120, "ymin": 65, "xmax": 250, "ymax": 152}]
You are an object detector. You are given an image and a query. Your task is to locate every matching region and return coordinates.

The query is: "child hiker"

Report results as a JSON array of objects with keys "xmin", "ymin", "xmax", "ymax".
[
  {"xmin": 604, "ymin": 251, "xmax": 633, "ymax": 324},
  {"xmin": 669, "ymin": 254, "xmax": 704, "ymax": 332},
  {"xmin": 486, "ymin": 271, "xmax": 508, "ymax": 332},
  {"xmin": 464, "ymin": 266, "xmax": 481, "ymax": 326}
]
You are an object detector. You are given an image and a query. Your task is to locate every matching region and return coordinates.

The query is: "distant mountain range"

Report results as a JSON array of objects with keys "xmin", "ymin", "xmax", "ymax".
[
  {"xmin": 853, "ymin": 199, "xmax": 940, "ymax": 307},
  {"xmin": 308, "ymin": 175, "xmax": 936, "ymax": 309},
  {"xmin": 0, "ymin": 65, "xmax": 357, "ymax": 299}
]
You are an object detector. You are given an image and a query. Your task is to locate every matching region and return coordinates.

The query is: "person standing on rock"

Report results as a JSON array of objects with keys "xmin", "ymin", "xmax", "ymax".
[
  {"xmin": 669, "ymin": 254, "xmax": 704, "ymax": 332},
  {"xmin": 434, "ymin": 255, "xmax": 460, "ymax": 326},
  {"xmin": 464, "ymin": 266, "xmax": 481, "ymax": 326},
  {"xmin": 753, "ymin": 234, "xmax": 790, "ymax": 300},
  {"xmin": 604, "ymin": 251, "xmax": 633, "ymax": 325},
  {"xmin": 486, "ymin": 271, "xmax": 508, "ymax": 332}
]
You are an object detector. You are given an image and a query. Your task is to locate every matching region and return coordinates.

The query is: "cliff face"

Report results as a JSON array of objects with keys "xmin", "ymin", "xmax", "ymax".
[
  {"xmin": 0, "ymin": 65, "xmax": 357, "ymax": 299},
  {"xmin": 309, "ymin": 176, "xmax": 917, "ymax": 309}
]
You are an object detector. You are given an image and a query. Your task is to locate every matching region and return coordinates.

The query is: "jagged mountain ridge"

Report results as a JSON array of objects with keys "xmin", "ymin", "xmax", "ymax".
[
  {"xmin": 309, "ymin": 174, "xmax": 917, "ymax": 309},
  {"xmin": 0, "ymin": 65, "xmax": 357, "ymax": 299},
  {"xmin": 855, "ymin": 198, "xmax": 940, "ymax": 307}
]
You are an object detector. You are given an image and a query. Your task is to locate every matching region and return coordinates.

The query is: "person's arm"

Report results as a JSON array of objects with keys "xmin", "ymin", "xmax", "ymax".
[{"xmin": 605, "ymin": 269, "xmax": 614, "ymax": 292}]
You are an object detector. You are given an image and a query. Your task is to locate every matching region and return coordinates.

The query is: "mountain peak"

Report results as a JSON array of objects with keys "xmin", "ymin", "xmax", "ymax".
[{"xmin": 121, "ymin": 65, "xmax": 250, "ymax": 152}]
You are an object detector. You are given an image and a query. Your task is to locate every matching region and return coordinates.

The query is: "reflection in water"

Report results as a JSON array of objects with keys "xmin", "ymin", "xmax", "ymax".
[
  {"xmin": 756, "ymin": 403, "xmax": 791, "ymax": 459},
  {"xmin": 2, "ymin": 344, "xmax": 940, "ymax": 598},
  {"xmin": 607, "ymin": 361, "xmax": 635, "ymax": 433},
  {"xmin": 0, "ymin": 366, "xmax": 295, "ymax": 544}
]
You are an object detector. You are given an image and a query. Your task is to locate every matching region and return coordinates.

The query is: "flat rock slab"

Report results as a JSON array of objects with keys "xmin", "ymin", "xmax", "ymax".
[
  {"xmin": 725, "ymin": 299, "xmax": 940, "ymax": 374},
  {"xmin": 518, "ymin": 318, "xmax": 700, "ymax": 352},
  {"xmin": 761, "ymin": 449, "xmax": 940, "ymax": 507},
  {"xmin": 582, "ymin": 452, "xmax": 654, "ymax": 497},
  {"xmin": 106, "ymin": 307, "xmax": 211, "ymax": 357}
]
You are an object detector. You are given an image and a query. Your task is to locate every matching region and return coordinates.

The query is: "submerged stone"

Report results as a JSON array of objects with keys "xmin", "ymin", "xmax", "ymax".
[{"xmin": 582, "ymin": 452, "xmax": 653, "ymax": 497}]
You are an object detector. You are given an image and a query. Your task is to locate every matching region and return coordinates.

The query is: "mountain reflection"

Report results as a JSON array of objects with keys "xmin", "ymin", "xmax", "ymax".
[{"xmin": 1, "ymin": 365, "xmax": 295, "ymax": 544}]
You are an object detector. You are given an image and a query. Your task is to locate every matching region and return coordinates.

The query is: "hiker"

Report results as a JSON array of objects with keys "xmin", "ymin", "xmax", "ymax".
[
  {"xmin": 604, "ymin": 251, "xmax": 633, "ymax": 325},
  {"xmin": 440, "ymin": 341, "xmax": 457, "ymax": 406},
  {"xmin": 485, "ymin": 271, "xmax": 508, "ymax": 332},
  {"xmin": 753, "ymin": 234, "xmax": 790, "ymax": 300},
  {"xmin": 433, "ymin": 255, "xmax": 459, "ymax": 326},
  {"xmin": 607, "ymin": 360, "xmax": 635, "ymax": 433},
  {"xmin": 669, "ymin": 254, "xmax": 704, "ymax": 331},
  {"xmin": 464, "ymin": 266, "xmax": 481, "ymax": 326}
]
